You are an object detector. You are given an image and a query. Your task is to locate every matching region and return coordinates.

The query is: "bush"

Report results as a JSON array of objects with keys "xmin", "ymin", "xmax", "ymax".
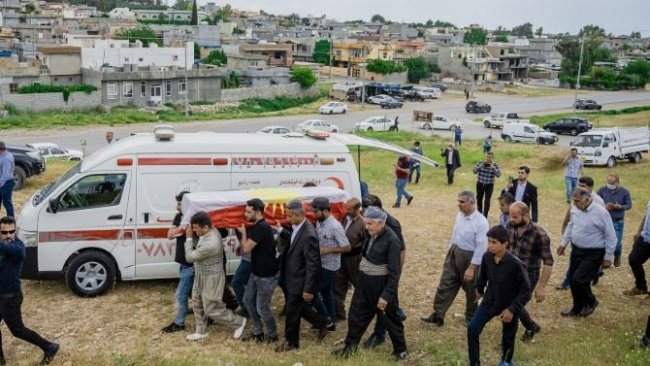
[
  {"xmin": 17, "ymin": 84, "xmax": 98, "ymax": 102},
  {"xmin": 366, "ymin": 59, "xmax": 407, "ymax": 75},
  {"xmin": 238, "ymin": 96, "xmax": 320, "ymax": 113},
  {"xmin": 290, "ymin": 67, "xmax": 317, "ymax": 88}
]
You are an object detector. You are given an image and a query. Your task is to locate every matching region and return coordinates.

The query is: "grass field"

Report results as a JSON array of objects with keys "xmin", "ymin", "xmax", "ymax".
[{"xmin": 6, "ymin": 134, "xmax": 650, "ymax": 366}]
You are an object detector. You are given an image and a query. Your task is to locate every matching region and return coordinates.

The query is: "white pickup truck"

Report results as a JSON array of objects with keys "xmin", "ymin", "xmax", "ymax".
[
  {"xmin": 571, "ymin": 127, "xmax": 650, "ymax": 167},
  {"xmin": 483, "ymin": 112, "xmax": 528, "ymax": 129}
]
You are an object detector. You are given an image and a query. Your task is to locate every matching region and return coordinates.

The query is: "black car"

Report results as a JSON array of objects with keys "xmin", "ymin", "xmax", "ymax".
[
  {"xmin": 574, "ymin": 99, "xmax": 602, "ymax": 110},
  {"xmin": 380, "ymin": 97, "xmax": 404, "ymax": 109},
  {"xmin": 543, "ymin": 117, "xmax": 593, "ymax": 136},
  {"xmin": 402, "ymin": 90, "xmax": 426, "ymax": 102},
  {"xmin": 466, "ymin": 101, "xmax": 492, "ymax": 113},
  {"xmin": 7, "ymin": 145, "xmax": 47, "ymax": 190},
  {"xmin": 430, "ymin": 82, "xmax": 448, "ymax": 92}
]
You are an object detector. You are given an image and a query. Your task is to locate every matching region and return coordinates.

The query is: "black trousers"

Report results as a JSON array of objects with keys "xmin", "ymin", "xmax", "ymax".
[
  {"xmin": 629, "ymin": 236, "xmax": 650, "ymax": 292},
  {"xmin": 476, "ymin": 182, "xmax": 494, "ymax": 217},
  {"xmin": 284, "ymin": 293, "xmax": 328, "ymax": 347},
  {"xmin": 519, "ymin": 270, "xmax": 540, "ymax": 330},
  {"xmin": 568, "ymin": 247, "xmax": 605, "ymax": 312},
  {"xmin": 0, "ymin": 291, "xmax": 52, "ymax": 357},
  {"xmin": 345, "ymin": 273, "xmax": 406, "ymax": 354},
  {"xmin": 334, "ymin": 254, "xmax": 360, "ymax": 319},
  {"xmin": 446, "ymin": 164, "xmax": 457, "ymax": 184}
]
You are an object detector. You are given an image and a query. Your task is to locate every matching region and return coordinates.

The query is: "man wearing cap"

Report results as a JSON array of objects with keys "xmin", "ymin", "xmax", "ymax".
[
  {"xmin": 422, "ymin": 190, "xmax": 489, "ymax": 326},
  {"xmin": 311, "ymin": 197, "xmax": 351, "ymax": 328},
  {"xmin": 333, "ymin": 206, "xmax": 407, "ymax": 360},
  {"xmin": 0, "ymin": 142, "xmax": 16, "ymax": 218}
]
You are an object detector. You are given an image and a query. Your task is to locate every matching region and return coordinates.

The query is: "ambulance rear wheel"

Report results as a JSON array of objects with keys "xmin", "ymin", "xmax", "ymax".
[{"xmin": 65, "ymin": 251, "xmax": 116, "ymax": 297}]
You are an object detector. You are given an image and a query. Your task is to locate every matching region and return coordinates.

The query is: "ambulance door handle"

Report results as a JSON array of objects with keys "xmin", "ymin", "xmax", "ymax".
[
  {"xmin": 108, "ymin": 215, "xmax": 123, "ymax": 220},
  {"xmin": 144, "ymin": 213, "xmax": 150, "ymax": 223}
]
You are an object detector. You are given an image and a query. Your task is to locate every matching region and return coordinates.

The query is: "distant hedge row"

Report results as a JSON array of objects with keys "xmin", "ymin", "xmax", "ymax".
[{"xmin": 17, "ymin": 84, "xmax": 98, "ymax": 102}]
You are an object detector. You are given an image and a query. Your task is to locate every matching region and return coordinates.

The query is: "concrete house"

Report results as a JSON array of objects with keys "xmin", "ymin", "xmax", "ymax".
[
  {"xmin": 238, "ymin": 44, "xmax": 293, "ymax": 67},
  {"xmin": 38, "ymin": 45, "xmax": 82, "ymax": 85}
]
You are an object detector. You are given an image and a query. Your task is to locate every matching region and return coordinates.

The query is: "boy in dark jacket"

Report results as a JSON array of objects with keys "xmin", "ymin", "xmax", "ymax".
[{"xmin": 468, "ymin": 225, "xmax": 531, "ymax": 366}]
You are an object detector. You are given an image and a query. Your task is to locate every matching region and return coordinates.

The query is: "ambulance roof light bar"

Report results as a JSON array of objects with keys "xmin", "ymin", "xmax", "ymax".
[{"xmin": 154, "ymin": 125, "xmax": 175, "ymax": 141}]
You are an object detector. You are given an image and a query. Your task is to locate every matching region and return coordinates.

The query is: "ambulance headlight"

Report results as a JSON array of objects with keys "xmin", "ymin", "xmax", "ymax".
[{"xmin": 17, "ymin": 228, "xmax": 38, "ymax": 247}]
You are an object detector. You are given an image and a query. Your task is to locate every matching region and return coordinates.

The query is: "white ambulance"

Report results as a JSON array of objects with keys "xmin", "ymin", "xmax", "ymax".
[{"xmin": 17, "ymin": 126, "xmax": 438, "ymax": 296}]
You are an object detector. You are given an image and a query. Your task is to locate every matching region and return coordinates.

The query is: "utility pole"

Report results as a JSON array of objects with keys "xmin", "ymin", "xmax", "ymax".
[
  {"xmin": 329, "ymin": 35, "xmax": 332, "ymax": 79},
  {"xmin": 185, "ymin": 39, "xmax": 189, "ymax": 118},
  {"xmin": 573, "ymin": 38, "xmax": 585, "ymax": 115}
]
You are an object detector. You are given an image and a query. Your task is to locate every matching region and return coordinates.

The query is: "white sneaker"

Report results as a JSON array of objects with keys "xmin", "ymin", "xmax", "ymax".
[
  {"xmin": 234, "ymin": 317, "xmax": 247, "ymax": 339},
  {"xmin": 186, "ymin": 333, "xmax": 209, "ymax": 341}
]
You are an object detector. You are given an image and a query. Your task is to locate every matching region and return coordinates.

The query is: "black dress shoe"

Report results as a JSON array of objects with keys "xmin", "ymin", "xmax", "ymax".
[
  {"xmin": 0, "ymin": 355, "xmax": 5, "ymax": 366},
  {"xmin": 579, "ymin": 300, "xmax": 599, "ymax": 317},
  {"xmin": 41, "ymin": 343, "xmax": 60, "ymax": 365},
  {"xmin": 421, "ymin": 313, "xmax": 444, "ymax": 326},
  {"xmin": 560, "ymin": 309, "xmax": 580, "ymax": 317},
  {"xmin": 275, "ymin": 342, "xmax": 299, "ymax": 352},
  {"xmin": 407, "ymin": 196, "xmax": 414, "ymax": 205},
  {"xmin": 332, "ymin": 344, "xmax": 358, "ymax": 358},
  {"xmin": 521, "ymin": 324, "xmax": 541, "ymax": 343},
  {"xmin": 161, "ymin": 322, "xmax": 185, "ymax": 333},
  {"xmin": 242, "ymin": 333, "xmax": 266, "ymax": 343},
  {"xmin": 392, "ymin": 351, "xmax": 408, "ymax": 360},
  {"xmin": 362, "ymin": 334, "xmax": 385, "ymax": 349},
  {"xmin": 317, "ymin": 327, "xmax": 329, "ymax": 342}
]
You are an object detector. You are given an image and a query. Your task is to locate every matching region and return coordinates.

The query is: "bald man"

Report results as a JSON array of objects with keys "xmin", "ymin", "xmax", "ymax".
[
  {"xmin": 335, "ymin": 198, "xmax": 368, "ymax": 321},
  {"xmin": 506, "ymin": 202, "xmax": 553, "ymax": 343}
]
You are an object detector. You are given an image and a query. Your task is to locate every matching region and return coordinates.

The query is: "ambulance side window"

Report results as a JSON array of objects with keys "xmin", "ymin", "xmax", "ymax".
[{"xmin": 58, "ymin": 174, "xmax": 127, "ymax": 211}]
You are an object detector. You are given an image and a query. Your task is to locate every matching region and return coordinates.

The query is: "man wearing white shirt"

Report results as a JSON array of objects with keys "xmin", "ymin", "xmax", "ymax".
[
  {"xmin": 557, "ymin": 188, "xmax": 617, "ymax": 317},
  {"xmin": 421, "ymin": 190, "xmax": 489, "ymax": 326}
]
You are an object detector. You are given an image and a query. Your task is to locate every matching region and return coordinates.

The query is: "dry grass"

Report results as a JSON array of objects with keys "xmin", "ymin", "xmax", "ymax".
[
  {"xmin": 500, "ymin": 86, "xmax": 575, "ymax": 98},
  {"xmin": 6, "ymin": 141, "xmax": 650, "ymax": 366}
]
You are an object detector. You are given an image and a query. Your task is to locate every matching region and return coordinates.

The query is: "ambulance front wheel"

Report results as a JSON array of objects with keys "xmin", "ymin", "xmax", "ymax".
[{"xmin": 65, "ymin": 251, "xmax": 117, "ymax": 297}]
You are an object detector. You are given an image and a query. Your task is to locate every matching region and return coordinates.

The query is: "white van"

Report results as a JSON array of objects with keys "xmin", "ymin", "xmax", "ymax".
[
  {"xmin": 413, "ymin": 87, "xmax": 441, "ymax": 99},
  {"xmin": 501, "ymin": 122, "xmax": 558, "ymax": 145},
  {"xmin": 17, "ymin": 127, "xmax": 438, "ymax": 296}
]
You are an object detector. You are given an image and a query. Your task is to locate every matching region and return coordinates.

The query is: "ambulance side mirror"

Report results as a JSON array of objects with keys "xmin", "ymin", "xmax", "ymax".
[{"xmin": 48, "ymin": 198, "xmax": 59, "ymax": 214}]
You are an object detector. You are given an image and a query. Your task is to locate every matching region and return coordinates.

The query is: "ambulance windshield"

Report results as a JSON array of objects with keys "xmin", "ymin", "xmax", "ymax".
[{"xmin": 33, "ymin": 162, "xmax": 82, "ymax": 206}]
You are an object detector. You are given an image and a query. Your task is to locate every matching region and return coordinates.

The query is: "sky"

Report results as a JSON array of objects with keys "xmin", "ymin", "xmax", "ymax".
[{"xmin": 197, "ymin": 0, "xmax": 650, "ymax": 36}]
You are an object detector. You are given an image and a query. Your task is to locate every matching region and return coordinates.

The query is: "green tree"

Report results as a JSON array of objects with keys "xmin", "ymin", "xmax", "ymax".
[
  {"xmin": 312, "ymin": 40, "xmax": 331, "ymax": 65},
  {"xmin": 202, "ymin": 49, "xmax": 227, "ymax": 66},
  {"xmin": 194, "ymin": 43, "xmax": 201, "ymax": 60},
  {"xmin": 630, "ymin": 31, "xmax": 642, "ymax": 39},
  {"xmin": 463, "ymin": 28, "xmax": 487, "ymax": 45},
  {"xmin": 578, "ymin": 24, "xmax": 606, "ymax": 38},
  {"xmin": 366, "ymin": 59, "xmax": 407, "ymax": 74},
  {"xmin": 116, "ymin": 26, "xmax": 160, "ymax": 47},
  {"xmin": 285, "ymin": 13, "xmax": 300, "ymax": 28},
  {"xmin": 214, "ymin": 4, "xmax": 233, "ymax": 23},
  {"xmin": 371, "ymin": 14, "xmax": 386, "ymax": 24},
  {"xmin": 433, "ymin": 20, "xmax": 456, "ymax": 28},
  {"xmin": 511, "ymin": 22, "xmax": 533, "ymax": 38},
  {"xmin": 190, "ymin": 0, "xmax": 198, "ymax": 25},
  {"xmin": 622, "ymin": 60, "xmax": 650, "ymax": 83},
  {"xmin": 221, "ymin": 71, "xmax": 240, "ymax": 89},
  {"xmin": 173, "ymin": 0, "xmax": 191, "ymax": 10},
  {"xmin": 403, "ymin": 57, "xmax": 431, "ymax": 83},
  {"xmin": 556, "ymin": 25, "xmax": 615, "ymax": 77},
  {"xmin": 535, "ymin": 27, "xmax": 544, "ymax": 38},
  {"xmin": 425, "ymin": 19, "xmax": 433, "ymax": 27},
  {"xmin": 290, "ymin": 67, "xmax": 317, "ymax": 88}
]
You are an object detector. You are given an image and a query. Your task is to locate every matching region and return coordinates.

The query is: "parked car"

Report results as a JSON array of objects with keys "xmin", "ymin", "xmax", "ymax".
[
  {"xmin": 402, "ymin": 90, "xmax": 426, "ymax": 102},
  {"xmin": 466, "ymin": 101, "xmax": 492, "ymax": 113},
  {"xmin": 293, "ymin": 119, "xmax": 339, "ymax": 133},
  {"xmin": 430, "ymin": 82, "xmax": 448, "ymax": 92},
  {"xmin": 418, "ymin": 115, "xmax": 462, "ymax": 131},
  {"xmin": 483, "ymin": 112, "xmax": 527, "ymax": 128},
  {"xmin": 354, "ymin": 116, "xmax": 397, "ymax": 132},
  {"xmin": 380, "ymin": 97, "xmax": 404, "ymax": 109},
  {"xmin": 367, "ymin": 94, "xmax": 393, "ymax": 105},
  {"xmin": 543, "ymin": 117, "xmax": 593, "ymax": 136},
  {"xmin": 26, "ymin": 142, "xmax": 83, "ymax": 161},
  {"xmin": 319, "ymin": 101, "xmax": 348, "ymax": 114},
  {"xmin": 6, "ymin": 145, "xmax": 46, "ymax": 190},
  {"xmin": 574, "ymin": 99, "xmax": 602, "ymax": 110},
  {"xmin": 257, "ymin": 126, "xmax": 292, "ymax": 135},
  {"xmin": 502, "ymin": 122, "xmax": 558, "ymax": 145}
]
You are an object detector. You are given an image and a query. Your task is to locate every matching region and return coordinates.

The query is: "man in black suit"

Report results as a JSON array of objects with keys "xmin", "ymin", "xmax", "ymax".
[
  {"xmin": 440, "ymin": 143, "xmax": 462, "ymax": 185},
  {"xmin": 506, "ymin": 166, "xmax": 538, "ymax": 222},
  {"xmin": 274, "ymin": 199, "xmax": 329, "ymax": 352}
]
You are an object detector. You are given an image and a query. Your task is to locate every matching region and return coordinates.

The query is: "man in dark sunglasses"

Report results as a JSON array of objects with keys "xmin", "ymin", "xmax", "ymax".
[{"xmin": 0, "ymin": 216, "xmax": 59, "ymax": 365}]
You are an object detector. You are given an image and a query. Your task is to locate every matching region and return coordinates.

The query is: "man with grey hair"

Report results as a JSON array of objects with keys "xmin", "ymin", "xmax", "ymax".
[
  {"xmin": 274, "ymin": 199, "xmax": 329, "ymax": 352},
  {"xmin": 333, "ymin": 206, "xmax": 407, "ymax": 360},
  {"xmin": 422, "ymin": 190, "xmax": 489, "ymax": 326},
  {"xmin": 558, "ymin": 187, "xmax": 617, "ymax": 317}
]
